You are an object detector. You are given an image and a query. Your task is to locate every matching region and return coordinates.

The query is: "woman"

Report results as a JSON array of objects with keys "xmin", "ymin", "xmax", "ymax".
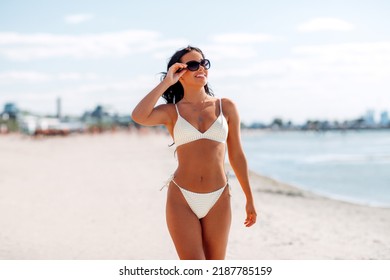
[{"xmin": 131, "ymin": 46, "xmax": 257, "ymax": 260}]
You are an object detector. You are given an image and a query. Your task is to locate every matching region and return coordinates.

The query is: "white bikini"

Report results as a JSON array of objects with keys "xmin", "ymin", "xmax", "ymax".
[
  {"xmin": 166, "ymin": 98, "xmax": 229, "ymax": 219},
  {"xmin": 173, "ymin": 98, "xmax": 228, "ymax": 147}
]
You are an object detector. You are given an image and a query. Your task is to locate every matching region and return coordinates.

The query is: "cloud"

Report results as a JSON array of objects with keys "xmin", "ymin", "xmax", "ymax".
[
  {"xmin": 0, "ymin": 71, "xmax": 50, "ymax": 83},
  {"xmin": 0, "ymin": 71, "xmax": 99, "ymax": 84},
  {"xmin": 64, "ymin": 14, "xmax": 94, "ymax": 24},
  {"xmin": 0, "ymin": 30, "xmax": 187, "ymax": 61},
  {"xmin": 0, "ymin": 75, "xmax": 155, "ymax": 115},
  {"xmin": 200, "ymin": 32, "xmax": 282, "ymax": 60},
  {"xmin": 297, "ymin": 18, "xmax": 354, "ymax": 32},
  {"xmin": 210, "ymin": 41, "xmax": 390, "ymax": 80},
  {"xmin": 204, "ymin": 44, "xmax": 259, "ymax": 60},
  {"xmin": 292, "ymin": 41, "xmax": 390, "ymax": 57},
  {"xmin": 0, "ymin": 30, "xmax": 280, "ymax": 62},
  {"xmin": 292, "ymin": 42, "xmax": 390, "ymax": 78},
  {"xmin": 212, "ymin": 33, "xmax": 279, "ymax": 44},
  {"xmin": 209, "ymin": 41, "xmax": 390, "ymax": 122}
]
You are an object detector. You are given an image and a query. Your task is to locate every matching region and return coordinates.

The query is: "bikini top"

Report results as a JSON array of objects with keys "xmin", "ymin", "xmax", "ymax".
[{"xmin": 173, "ymin": 98, "xmax": 228, "ymax": 147}]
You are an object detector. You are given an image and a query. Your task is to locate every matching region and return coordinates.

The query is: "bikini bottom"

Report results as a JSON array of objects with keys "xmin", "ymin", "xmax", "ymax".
[{"xmin": 169, "ymin": 179, "xmax": 229, "ymax": 219}]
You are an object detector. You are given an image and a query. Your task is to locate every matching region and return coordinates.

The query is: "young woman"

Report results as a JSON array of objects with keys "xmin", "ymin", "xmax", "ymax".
[{"xmin": 131, "ymin": 46, "xmax": 257, "ymax": 260}]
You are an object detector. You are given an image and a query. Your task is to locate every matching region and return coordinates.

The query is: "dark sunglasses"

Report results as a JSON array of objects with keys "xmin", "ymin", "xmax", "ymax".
[{"xmin": 185, "ymin": 59, "xmax": 211, "ymax": 71}]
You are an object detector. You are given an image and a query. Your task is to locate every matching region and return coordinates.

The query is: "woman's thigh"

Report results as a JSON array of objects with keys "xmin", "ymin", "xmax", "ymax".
[
  {"xmin": 200, "ymin": 186, "xmax": 232, "ymax": 260},
  {"xmin": 166, "ymin": 183, "xmax": 205, "ymax": 260}
]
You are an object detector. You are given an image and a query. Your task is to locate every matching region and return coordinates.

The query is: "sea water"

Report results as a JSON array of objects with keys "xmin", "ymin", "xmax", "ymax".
[{"xmin": 241, "ymin": 130, "xmax": 390, "ymax": 207}]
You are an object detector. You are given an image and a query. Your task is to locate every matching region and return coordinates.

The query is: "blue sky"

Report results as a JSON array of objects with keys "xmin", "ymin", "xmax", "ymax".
[{"xmin": 0, "ymin": 0, "xmax": 389, "ymax": 124}]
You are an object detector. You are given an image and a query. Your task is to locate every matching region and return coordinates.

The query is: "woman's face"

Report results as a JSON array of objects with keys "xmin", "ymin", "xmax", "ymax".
[{"xmin": 179, "ymin": 50, "xmax": 208, "ymax": 88}]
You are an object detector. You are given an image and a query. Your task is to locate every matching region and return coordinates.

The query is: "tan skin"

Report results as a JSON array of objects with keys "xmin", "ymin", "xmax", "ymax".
[{"xmin": 132, "ymin": 50, "xmax": 257, "ymax": 260}]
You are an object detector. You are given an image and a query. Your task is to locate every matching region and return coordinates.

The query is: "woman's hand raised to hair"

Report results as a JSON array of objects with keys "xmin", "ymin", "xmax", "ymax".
[
  {"xmin": 131, "ymin": 62, "xmax": 187, "ymax": 125},
  {"xmin": 164, "ymin": 63, "xmax": 188, "ymax": 85}
]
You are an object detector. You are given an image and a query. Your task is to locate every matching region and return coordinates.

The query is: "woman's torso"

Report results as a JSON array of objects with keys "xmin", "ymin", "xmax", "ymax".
[{"xmin": 166, "ymin": 98, "xmax": 228, "ymax": 192}]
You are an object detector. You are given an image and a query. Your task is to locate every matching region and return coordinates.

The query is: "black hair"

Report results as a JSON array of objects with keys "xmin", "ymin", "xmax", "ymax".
[{"xmin": 160, "ymin": 46, "xmax": 213, "ymax": 104}]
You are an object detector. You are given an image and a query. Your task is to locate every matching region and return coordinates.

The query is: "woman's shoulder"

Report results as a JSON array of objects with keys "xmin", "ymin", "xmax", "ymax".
[
  {"xmin": 154, "ymin": 103, "xmax": 177, "ymax": 119},
  {"xmin": 156, "ymin": 102, "xmax": 176, "ymax": 111},
  {"xmin": 219, "ymin": 98, "xmax": 239, "ymax": 122},
  {"xmin": 220, "ymin": 97, "xmax": 238, "ymax": 112},
  {"xmin": 220, "ymin": 97, "xmax": 234, "ymax": 105}
]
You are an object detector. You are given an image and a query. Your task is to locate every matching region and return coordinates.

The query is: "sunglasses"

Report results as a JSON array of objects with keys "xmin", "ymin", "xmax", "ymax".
[{"xmin": 184, "ymin": 59, "xmax": 211, "ymax": 71}]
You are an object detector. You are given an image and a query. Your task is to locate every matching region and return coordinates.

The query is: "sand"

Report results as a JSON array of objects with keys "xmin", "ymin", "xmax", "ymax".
[{"xmin": 0, "ymin": 131, "xmax": 389, "ymax": 260}]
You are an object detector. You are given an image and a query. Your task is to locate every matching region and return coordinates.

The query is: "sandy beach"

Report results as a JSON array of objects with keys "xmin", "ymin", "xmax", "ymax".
[{"xmin": 0, "ymin": 131, "xmax": 389, "ymax": 260}]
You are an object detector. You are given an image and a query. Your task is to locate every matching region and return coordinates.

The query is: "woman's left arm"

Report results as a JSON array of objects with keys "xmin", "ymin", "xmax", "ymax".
[{"xmin": 224, "ymin": 98, "xmax": 257, "ymax": 227}]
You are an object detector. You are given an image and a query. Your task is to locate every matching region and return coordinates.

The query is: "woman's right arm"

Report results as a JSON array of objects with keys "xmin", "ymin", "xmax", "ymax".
[{"xmin": 131, "ymin": 63, "xmax": 187, "ymax": 126}]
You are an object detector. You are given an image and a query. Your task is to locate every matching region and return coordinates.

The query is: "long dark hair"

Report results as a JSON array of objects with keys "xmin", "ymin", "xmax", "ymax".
[{"xmin": 161, "ymin": 46, "xmax": 213, "ymax": 104}]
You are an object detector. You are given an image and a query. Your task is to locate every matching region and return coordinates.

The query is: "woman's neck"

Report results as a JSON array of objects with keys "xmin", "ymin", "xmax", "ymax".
[{"xmin": 183, "ymin": 88, "xmax": 208, "ymax": 104}]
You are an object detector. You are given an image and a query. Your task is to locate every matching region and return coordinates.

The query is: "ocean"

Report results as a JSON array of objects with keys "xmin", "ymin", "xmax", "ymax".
[{"xmin": 241, "ymin": 130, "xmax": 390, "ymax": 208}]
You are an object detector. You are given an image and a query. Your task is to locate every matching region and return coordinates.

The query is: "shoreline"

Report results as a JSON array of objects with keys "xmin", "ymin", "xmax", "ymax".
[
  {"xmin": 226, "ymin": 163, "xmax": 390, "ymax": 259},
  {"xmin": 240, "ymin": 129, "xmax": 390, "ymax": 209},
  {"xmin": 1, "ymin": 132, "xmax": 389, "ymax": 259},
  {"xmin": 247, "ymin": 168, "xmax": 390, "ymax": 210}
]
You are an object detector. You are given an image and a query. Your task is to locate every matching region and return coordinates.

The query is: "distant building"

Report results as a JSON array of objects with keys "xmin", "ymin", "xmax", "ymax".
[
  {"xmin": 380, "ymin": 111, "xmax": 389, "ymax": 126},
  {"xmin": 81, "ymin": 105, "xmax": 118, "ymax": 131},
  {"xmin": 57, "ymin": 97, "xmax": 62, "ymax": 119},
  {"xmin": 91, "ymin": 105, "xmax": 116, "ymax": 119},
  {"xmin": 1, "ymin": 102, "xmax": 19, "ymax": 119},
  {"xmin": 363, "ymin": 110, "xmax": 375, "ymax": 127}
]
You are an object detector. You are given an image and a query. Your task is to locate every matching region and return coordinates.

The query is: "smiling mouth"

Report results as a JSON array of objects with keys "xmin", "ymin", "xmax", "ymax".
[{"xmin": 195, "ymin": 74, "xmax": 206, "ymax": 78}]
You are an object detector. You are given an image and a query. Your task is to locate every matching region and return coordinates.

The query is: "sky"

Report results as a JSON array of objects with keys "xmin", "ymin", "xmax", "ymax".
[{"xmin": 0, "ymin": 0, "xmax": 389, "ymax": 124}]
